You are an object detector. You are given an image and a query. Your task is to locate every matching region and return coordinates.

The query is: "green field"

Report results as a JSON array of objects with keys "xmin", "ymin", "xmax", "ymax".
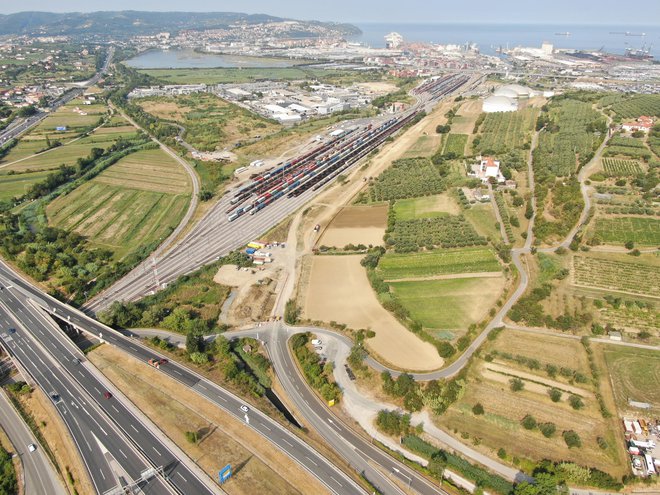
[
  {"xmin": 46, "ymin": 148, "xmax": 191, "ymax": 258},
  {"xmin": 368, "ymin": 157, "xmax": 445, "ymax": 202},
  {"xmin": 378, "ymin": 247, "xmax": 501, "ymax": 280},
  {"xmin": 0, "ymin": 170, "xmax": 52, "ymax": 201},
  {"xmin": 393, "ymin": 194, "xmax": 457, "ymax": 221},
  {"xmin": 603, "ymin": 346, "xmax": 660, "ymax": 413},
  {"xmin": 602, "ymin": 158, "xmax": 642, "ymax": 176},
  {"xmin": 136, "ymin": 66, "xmax": 386, "ymax": 86},
  {"xmin": 608, "ymin": 94, "xmax": 660, "ymax": 119},
  {"xmin": 390, "ymin": 276, "xmax": 504, "ymax": 330},
  {"xmin": 0, "ymin": 123, "xmax": 139, "ymax": 201},
  {"xmin": 473, "ymin": 108, "xmax": 537, "ymax": 155},
  {"xmin": 463, "ymin": 203, "xmax": 502, "ymax": 241},
  {"xmin": 442, "ymin": 133, "xmax": 468, "ymax": 156},
  {"xmin": 388, "ymin": 215, "xmax": 487, "ymax": 252},
  {"xmin": 573, "ymin": 254, "xmax": 660, "ymax": 297},
  {"xmin": 593, "ymin": 216, "xmax": 660, "ymax": 246}
]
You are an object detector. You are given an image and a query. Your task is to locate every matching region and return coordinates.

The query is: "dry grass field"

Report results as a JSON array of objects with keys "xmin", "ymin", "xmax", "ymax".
[
  {"xmin": 303, "ymin": 255, "xmax": 444, "ymax": 370},
  {"xmin": 89, "ymin": 345, "xmax": 327, "ymax": 495},
  {"xmin": 318, "ymin": 204, "xmax": 388, "ymax": 247},
  {"xmin": 46, "ymin": 148, "xmax": 190, "ymax": 258},
  {"xmin": 393, "ymin": 193, "xmax": 460, "ymax": 221},
  {"xmin": 438, "ymin": 328, "xmax": 626, "ymax": 476}
]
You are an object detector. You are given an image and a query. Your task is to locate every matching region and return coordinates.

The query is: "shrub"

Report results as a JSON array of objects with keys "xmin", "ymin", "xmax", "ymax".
[
  {"xmin": 185, "ymin": 431, "xmax": 199, "ymax": 443},
  {"xmin": 539, "ymin": 422, "xmax": 556, "ymax": 438},
  {"xmin": 472, "ymin": 403, "xmax": 485, "ymax": 415},
  {"xmin": 521, "ymin": 415, "xmax": 537, "ymax": 430},
  {"xmin": 548, "ymin": 388, "xmax": 562, "ymax": 402},
  {"xmin": 510, "ymin": 378, "xmax": 525, "ymax": 392},
  {"xmin": 569, "ymin": 395, "xmax": 584, "ymax": 410},
  {"xmin": 497, "ymin": 448, "xmax": 507, "ymax": 459},
  {"xmin": 563, "ymin": 430, "xmax": 582, "ymax": 448}
]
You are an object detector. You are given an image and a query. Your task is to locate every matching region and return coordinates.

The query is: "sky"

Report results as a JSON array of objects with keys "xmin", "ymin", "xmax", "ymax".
[{"xmin": 0, "ymin": 0, "xmax": 658, "ymax": 25}]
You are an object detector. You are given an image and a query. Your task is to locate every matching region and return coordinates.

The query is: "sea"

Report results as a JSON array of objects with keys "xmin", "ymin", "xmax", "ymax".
[
  {"xmin": 125, "ymin": 23, "xmax": 660, "ymax": 68},
  {"xmin": 352, "ymin": 22, "xmax": 660, "ymax": 57}
]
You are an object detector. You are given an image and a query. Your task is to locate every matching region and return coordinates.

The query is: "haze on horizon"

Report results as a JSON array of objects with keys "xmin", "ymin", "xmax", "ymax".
[{"xmin": 0, "ymin": 0, "xmax": 658, "ymax": 25}]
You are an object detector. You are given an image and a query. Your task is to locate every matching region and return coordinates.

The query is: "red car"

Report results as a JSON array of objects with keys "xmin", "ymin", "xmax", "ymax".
[{"xmin": 103, "ymin": 391, "xmax": 112, "ymax": 400}]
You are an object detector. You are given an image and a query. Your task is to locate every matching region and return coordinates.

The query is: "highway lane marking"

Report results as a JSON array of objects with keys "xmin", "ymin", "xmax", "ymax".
[
  {"xmin": 128, "ymin": 345, "xmax": 138, "ymax": 351},
  {"xmin": 130, "ymin": 424, "xmax": 138, "ymax": 433},
  {"xmin": 198, "ymin": 384, "xmax": 208, "ymax": 390},
  {"xmin": 100, "ymin": 469, "xmax": 106, "ymax": 481},
  {"xmin": 330, "ymin": 476, "xmax": 343, "ymax": 487},
  {"xmin": 215, "ymin": 395, "xmax": 227, "ymax": 402},
  {"xmin": 152, "ymin": 447, "xmax": 161, "ymax": 456},
  {"xmin": 177, "ymin": 473, "xmax": 188, "ymax": 482},
  {"xmin": 305, "ymin": 456, "xmax": 318, "ymax": 467},
  {"xmin": 93, "ymin": 387, "xmax": 100, "ymax": 394},
  {"xmin": 118, "ymin": 448, "xmax": 127, "ymax": 459},
  {"xmin": 260, "ymin": 423, "xmax": 271, "ymax": 432},
  {"xmin": 111, "ymin": 405, "xmax": 119, "ymax": 413},
  {"xmin": 171, "ymin": 369, "xmax": 182, "ymax": 375},
  {"xmin": 281, "ymin": 438, "xmax": 293, "ymax": 447}
]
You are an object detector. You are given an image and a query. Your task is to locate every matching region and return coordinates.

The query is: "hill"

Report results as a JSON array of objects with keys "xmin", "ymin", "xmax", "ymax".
[{"xmin": 0, "ymin": 10, "xmax": 361, "ymax": 38}]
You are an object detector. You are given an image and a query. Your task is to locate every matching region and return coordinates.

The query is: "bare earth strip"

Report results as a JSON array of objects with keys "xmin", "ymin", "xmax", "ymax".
[{"xmin": 303, "ymin": 255, "xmax": 443, "ymax": 371}]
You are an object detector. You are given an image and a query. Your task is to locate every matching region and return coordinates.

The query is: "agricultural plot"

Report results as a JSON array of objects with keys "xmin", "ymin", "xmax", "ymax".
[
  {"xmin": 601, "ymin": 158, "xmax": 642, "ymax": 176},
  {"xmin": 387, "ymin": 215, "xmax": 487, "ymax": 252},
  {"xmin": 0, "ymin": 122, "xmax": 139, "ymax": 201},
  {"xmin": 402, "ymin": 135, "xmax": 440, "ymax": 158},
  {"xmin": 442, "ymin": 133, "xmax": 468, "ymax": 157},
  {"xmin": 603, "ymin": 347, "xmax": 660, "ymax": 414},
  {"xmin": 46, "ymin": 148, "xmax": 191, "ymax": 258},
  {"xmin": 463, "ymin": 204, "xmax": 502, "ymax": 241},
  {"xmin": 390, "ymin": 276, "xmax": 505, "ymax": 330},
  {"xmin": 534, "ymin": 100, "xmax": 604, "ymax": 176},
  {"xmin": 603, "ymin": 146, "xmax": 651, "ymax": 161},
  {"xmin": 368, "ymin": 157, "xmax": 445, "ymax": 202},
  {"xmin": 138, "ymin": 93, "xmax": 280, "ymax": 152},
  {"xmin": 608, "ymin": 94, "xmax": 660, "ymax": 119},
  {"xmin": 0, "ymin": 170, "xmax": 52, "ymax": 201},
  {"xmin": 608, "ymin": 136, "xmax": 646, "ymax": 149},
  {"xmin": 572, "ymin": 254, "xmax": 660, "ymax": 297},
  {"xmin": 443, "ymin": 370, "xmax": 622, "ymax": 475},
  {"xmin": 472, "ymin": 108, "xmax": 537, "ymax": 155},
  {"xmin": 494, "ymin": 192, "xmax": 513, "ymax": 242},
  {"xmin": 599, "ymin": 304, "xmax": 660, "ymax": 335},
  {"xmin": 318, "ymin": 204, "xmax": 388, "ymax": 247},
  {"xmin": 303, "ymin": 255, "xmax": 444, "ymax": 370},
  {"xmin": 393, "ymin": 193, "xmax": 459, "ymax": 221},
  {"xmin": 593, "ymin": 216, "xmax": 660, "ymax": 246},
  {"xmin": 377, "ymin": 247, "xmax": 501, "ymax": 280}
]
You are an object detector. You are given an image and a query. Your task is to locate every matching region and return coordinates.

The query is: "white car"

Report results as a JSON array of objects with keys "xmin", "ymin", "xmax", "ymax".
[
  {"xmin": 28, "ymin": 444, "xmax": 36, "ymax": 453},
  {"xmin": 240, "ymin": 405, "xmax": 249, "ymax": 413}
]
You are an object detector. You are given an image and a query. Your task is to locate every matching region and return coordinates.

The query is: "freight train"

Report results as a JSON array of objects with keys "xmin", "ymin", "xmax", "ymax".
[{"xmin": 226, "ymin": 74, "xmax": 469, "ymax": 222}]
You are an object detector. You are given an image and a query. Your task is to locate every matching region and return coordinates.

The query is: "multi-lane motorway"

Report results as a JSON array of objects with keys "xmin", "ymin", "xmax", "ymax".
[
  {"xmin": 0, "ymin": 260, "xmax": 367, "ymax": 495},
  {"xmin": 0, "ymin": 282, "xmax": 216, "ymax": 494}
]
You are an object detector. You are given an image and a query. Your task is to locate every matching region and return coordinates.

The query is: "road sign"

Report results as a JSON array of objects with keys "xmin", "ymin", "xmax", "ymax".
[{"xmin": 219, "ymin": 464, "xmax": 232, "ymax": 484}]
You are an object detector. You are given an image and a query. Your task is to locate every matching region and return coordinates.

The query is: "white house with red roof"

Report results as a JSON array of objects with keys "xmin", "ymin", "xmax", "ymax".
[
  {"xmin": 622, "ymin": 116, "xmax": 654, "ymax": 134},
  {"xmin": 469, "ymin": 156, "xmax": 505, "ymax": 184}
]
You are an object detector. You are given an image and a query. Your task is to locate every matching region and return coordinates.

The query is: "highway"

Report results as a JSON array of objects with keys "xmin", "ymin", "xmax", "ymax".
[
  {"xmin": 0, "ymin": 388, "xmax": 67, "ymax": 495},
  {"xmin": 85, "ymin": 74, "xmax": 471, "ymax": 313},
  {"xmin": 0, "ymin": 47, "xmax": 114, "ymax": 146},
  {"xmin": 0, "ymin": 260, "xmax": 368, "ymax": 495},
  {"xmin": 0, "ymin": 281, "xmax": 217, "ymax": 495}
]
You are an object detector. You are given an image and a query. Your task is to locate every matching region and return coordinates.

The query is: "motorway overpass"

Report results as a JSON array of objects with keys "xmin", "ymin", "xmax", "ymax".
[
  {"xmin": 0, "ymin": 285, "xmax": 217, "ymax": 494},
  {"xmin": 0, "ymin": 260, "xmax": 368, "ymax": 495}
]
